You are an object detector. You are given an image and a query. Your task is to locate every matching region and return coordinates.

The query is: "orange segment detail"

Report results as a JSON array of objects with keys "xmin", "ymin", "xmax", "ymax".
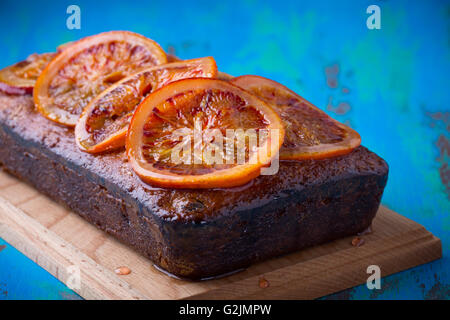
[
  {"xmin": 231, "ymin": 75, "xmax": 361, "ymax": 160},
  {"xmin": 75, "ymin": 57, "xmax": 218, "ymax": 153},
  {"xmin": 126, "ymin": 78, "xmax": 284, "ymax": 189},
  {"xmin": 34, "ymin": 31, "xmax": 168, "ymax": 126},
  {"xmin": 0, "ymin": 53, "xmax": 56, "ymax": 95}
]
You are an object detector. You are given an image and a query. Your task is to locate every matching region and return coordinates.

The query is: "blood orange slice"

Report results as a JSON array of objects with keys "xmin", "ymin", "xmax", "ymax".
[
  {"xmin": 75, "ymin": 57, "xmax": 218, "ymax": 153},
  {"xmin": 164, "ymin": 52, "xmax": 232, "ymax": 81},
  {"xmin": 166, "ymin": 53, "xmax": 181, "ymax": 63},
  {"xmin": 34, "ymin": 31, "xmax": 167, "ymax": 126},
  {"xmin": 231, "ymin": 75, "xmax": 361, "ymax": 160},
  {"xmin": 0, "ymin": 53, "xmax": 56, "ymax": 95},
  {"xmin": 127, "ymin": 78, "xmax": 284, "ymax": 189}
]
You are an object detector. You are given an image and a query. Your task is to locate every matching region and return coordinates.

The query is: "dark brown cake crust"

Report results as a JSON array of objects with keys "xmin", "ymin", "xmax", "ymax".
[{"xmin": 0, "ymin": 93, "xmax": 388, "ymax": 279}]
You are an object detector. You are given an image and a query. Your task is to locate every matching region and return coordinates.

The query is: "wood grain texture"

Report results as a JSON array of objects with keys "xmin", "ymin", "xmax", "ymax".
[{"xmin": 0, "ymin": 171, "xmax": 442, "ymax": 300}]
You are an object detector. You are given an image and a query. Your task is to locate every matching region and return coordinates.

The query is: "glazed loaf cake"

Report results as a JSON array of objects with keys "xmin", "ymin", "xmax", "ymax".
[{"xmin": 0, "ymin": 92, "xmax": 389, "ymax": 279}]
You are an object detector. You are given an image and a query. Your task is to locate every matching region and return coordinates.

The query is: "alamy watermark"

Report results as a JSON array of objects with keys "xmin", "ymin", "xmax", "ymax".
[
  {"xmin": 163, "ymin": 120, "xmax": 280, "ymax": 175},
  {"xmin": 66, "ymin": 265, "xmax": 81, "ymax": 290},
  {"xmin": 66, "ymin": 5, "xmax": 81, "ymax": 30},
  {"xmin": 366, "ymin": 265, "xmax": 381, "ymax": 290},
  {"xmin": 366, "ymin": 5, "xmax": 381, "ymax": 30}
]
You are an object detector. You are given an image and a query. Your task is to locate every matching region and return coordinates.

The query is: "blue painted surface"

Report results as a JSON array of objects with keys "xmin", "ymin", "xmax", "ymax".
[
  {"xmin": 0, "ymin": 238, "xmax": 81, "ymax": 300},
  {"xmin": 0, "ymin": 0, "xmax": 448, "ymax": 299}
]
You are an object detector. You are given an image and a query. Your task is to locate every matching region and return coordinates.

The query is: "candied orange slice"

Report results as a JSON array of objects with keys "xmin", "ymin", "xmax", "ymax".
[
  {"xmin": 0, "ymin": 53, "xmax": 55, "ymax": 95},
  {"xmin": 127, "ymin": 78, "xmax": 284, "ymax": 189},
  {"xmin": 231, "ymin": 75, "xmax": 361, "ymax": 160},
  {"xmin": 75, "ymin": 57, "xmax": 218, "ymax": 153},
  {"xmin": 34, "ymin": 31, "xmax": 167, "ymax": 126},
  {"xmin": 166, "ymin": 53, "xmax": 181, "ymax": 63},
  {"xmin": 217, "ymin": 71, "xmax": 233, "ymax": 81},
  {"xmin": 56, "ymin": 41, "xmax": 73, "ymax": 53}
]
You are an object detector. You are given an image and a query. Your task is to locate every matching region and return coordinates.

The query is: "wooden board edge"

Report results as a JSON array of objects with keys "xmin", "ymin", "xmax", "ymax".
[
  {"xmin": 0, "ymin": 196, "xmax": 148, "ymax": 300},
  {"xmin": 188, "ymin": 233, "xmax": 442, "ymax": 299},
  {"xmin": 0, "ymin": 188, "xmax": 443, "ymax": 300}
]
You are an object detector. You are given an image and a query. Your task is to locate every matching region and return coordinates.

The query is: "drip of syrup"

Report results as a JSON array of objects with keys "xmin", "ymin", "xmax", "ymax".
[{"xmin": 152, "ymin": 264, "xmax": 246, "ymax": 281}]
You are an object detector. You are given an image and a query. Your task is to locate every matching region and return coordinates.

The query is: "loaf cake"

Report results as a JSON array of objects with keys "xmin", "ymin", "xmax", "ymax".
[{"xmin": 0, "ymin": 92, "xmax": 388, "ymax": 279}]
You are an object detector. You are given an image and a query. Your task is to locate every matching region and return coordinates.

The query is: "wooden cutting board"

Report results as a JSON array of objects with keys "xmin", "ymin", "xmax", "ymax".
[{"xmin": 0, "ymin": 170, "xmax": 442, "ymax": 300}]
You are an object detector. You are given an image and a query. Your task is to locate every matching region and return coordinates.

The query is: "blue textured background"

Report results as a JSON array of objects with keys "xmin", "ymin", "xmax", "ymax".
[{"xmin": 0, "ymin": 0, "xmax": 448, "ymax": 300}]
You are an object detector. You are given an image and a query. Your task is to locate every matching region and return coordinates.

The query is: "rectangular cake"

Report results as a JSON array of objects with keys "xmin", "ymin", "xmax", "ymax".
[{"xmin": 0, "ymin": 92, "xmax": 389, "ymax": 279}]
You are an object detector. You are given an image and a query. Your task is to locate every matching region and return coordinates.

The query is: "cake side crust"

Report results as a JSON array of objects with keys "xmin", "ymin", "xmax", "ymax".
[{"xmin": 0, "ymin": 93, "xmax": 389, "ymax": 279}]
